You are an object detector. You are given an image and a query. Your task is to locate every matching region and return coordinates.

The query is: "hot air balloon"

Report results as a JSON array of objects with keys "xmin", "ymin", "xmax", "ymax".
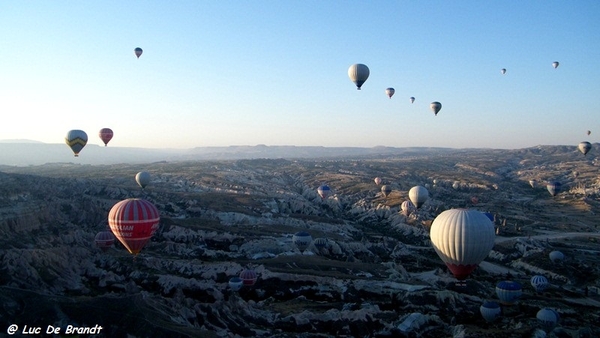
[
  {"xmin": 108, "ymin": 198, "xmax": 160, "ymax": 255},
  {"xmin": 240, "ymin": 268, "xmax": 257, "ymax": 287},
  {"xmin": 317, "ymin": 184, "xmax": 331, "ymax": 199},
  {"xmin": 537, "ymin": 308, "xmax": 560, "ymax": 331},
  {"xmin": 229, "ymin": 277, "xmax": 243, "ymax": 292},
  {"xmin": 587, "ymin": 130, "xmax": 591, "ymax": 136},
  {"xmin": 94, "ymin": 231, "xmax": 115, "ymax": 252},
  {"xmin": 430, "ymin": 102, "xmax": 442, "ymax": 116},
  {"xmin": 529, "ymin": 180, "xmax": 536, "ymax": 188},
  {"xmin": 546, "ymin": 181, "xmax": 561, "ymax": 197},
  {"xmin": 381, "ymin": 185, "xmax": 392, "ymax": 197},
  {"xmin": 136, "ymin": 171, "xmax": 151, "ymax": 189},
  {"xmin": 578, "ymin": 141, "xmax": 592, "ymax": 155},
  {"xmin": 501, "ymin": 68, "xmax": 506, "ymax": 75},
  {"xmin": 480, "ymin": 301, "xmax": 501, "ymax": 323},
  {"xmin": 385, "ymin": 88, "xmax": 395, "ymax": 98},
  {"xmin": 293, "ymin": 231, "xmax": 312, "ymax": 253},
  {"xmin": 552, "ymin": 61, "xmax": 559, "ymax": 69},
  {"xmin": 134, "ymin": 47, "xmax": 143, "ymax": 58},
  {"xmin": 401, "ymin": 200, "xmax": 415, "ymax": 217},
  {"xmin": 530, "ymin": 275, "xmax": 549, "ymax": 293},
  {"xmin": 65, "ymin": 130, "xmax": 88, "ymax": 157},
  {"xmin": 429, "ymin": 209, "xmax": 495, "ymax": 280},
  {"xmin": 313, "ymin": 238, "xmax": 328, "ymax": 250},
  {"xmin": 408, "ymin": 185, "xmax": 429, "ymax": 208},
  {"xmin": 99, "ymin": 128, "xmax": 113, "ymax": 146},
  {"xmin": 409, "ymin": 97, "xmax": 415, "ymax": 104},
  {"xmin": 495, "ymin": 280, "xmax": 523, "ymax": 305},
  {"xmin": 374, "ymin": 177, "xmax": 382, "ymax": 185},
  {"xmin": 549, "ymin": 250, "xmax": 564, "ymax": 263},
  {"xmin": 470, "ymin": 196, "xmax": 479, "ymax": 205},
  {"xmin": 348, "ymin": 64, "xmax": 370, "ymax": 90}
]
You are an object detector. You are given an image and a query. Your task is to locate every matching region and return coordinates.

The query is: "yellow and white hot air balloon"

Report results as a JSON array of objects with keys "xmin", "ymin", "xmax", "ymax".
[{"xmin": 65, "ymin": 129, "xmax": 88, "ymax": 157}]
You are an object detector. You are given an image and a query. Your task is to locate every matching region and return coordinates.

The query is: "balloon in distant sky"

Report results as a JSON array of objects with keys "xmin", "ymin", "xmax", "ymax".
[
  {"xmin": 430, "ymin": 102, "xmax": 442, "ymax": 116},
  {"xmin": 240, "ymin": 268, "xmax": 257, "ymax": 286},
  {"xmin": 401, "ymin": 200, "xmax": 415, "ymax": 217},
  {"xmin": 429, "ymin": 209, "xmax": 495, "ymax": 280},
  {"xmin": 578, "ymin": 141, "xmax": 591, "ymax": 155},
  {"xmin": 480, "ymin": 301, "xmax": 501, "ymax": 323},
  {"xmin": 94, "ymin": 231, "xmax": 115, "ymax": 252},
  {"xmin": 410, "ymin": 97, "xmax": 415, "ymax": 104},
  {"xmin": 587, "ymin": 130, "xmax": 591, "ymax": 136},
  {"xmin": 108, "ymin": 198, "xmax": 160, "ymax": 255},
  {"xmin": 549, "ymin": 250, "xmax": 564, "ymax": 263},
  {"xmin": 530, "ymin": 275, "xmax": 549, "ymax": 293},
  {"xmin": 385, "ymin": 88, "xmax": 395, "ymax": 98},
  {"xmin": 293, "ymin": 231, "xmax": 312, "ymax": 253},
  {"xmin": 501, "ymin": 68, "xmax": 506, "ymax": 75},
  {"xmin": 408, "ymin": 185, "xmax": 428, "ymax": 208},
  {"xmin": 546, "ymin": 181, "xmax": 561, "ymax": 196},
  {"xmin": 381, "ymin": 185, "xmax": 392, "ymax": 197},
  {"xmin": 374, "ymin": 177, "xmax": 382, "ymax": 185},
  {"xmin": 537, "ymin": 308, "xmax": 560, "ymax": 331},
  {"xmin": 348, "ymin": 64, "xmax": 370, "ymax": 90},
  {"xmin": 134, "ymin": 47, "xmax": 143, "ymax": 58},
  {"xmin": 317, "ymin": 184, "xmax": 331, "ymax": 199},
  {"xmin": 496, "ymin": 280, "xmax": 523, "ymax": 305},
  {"xmin": 136, "ymin": 171, "xmax": 151, "ymax": 189},
  {"xmin": 99, "ymin": 128, "xmax": 113, "ymax": 146},
  {"xmin": 65, "ymin": 130, "xmax": 88, "ymax": 157},
  {"xmin": 228, "ymin": 277, "xmax": 243, "ymax": 292},
  {"xmin": 552, "ymin": 61, "xmax": 559, "ymax": 69}
]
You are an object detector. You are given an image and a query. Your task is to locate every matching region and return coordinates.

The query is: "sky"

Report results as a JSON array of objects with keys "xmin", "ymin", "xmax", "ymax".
[{"xmin": 1, "ymin": 1, "xmax": 599, "ymax": 150}]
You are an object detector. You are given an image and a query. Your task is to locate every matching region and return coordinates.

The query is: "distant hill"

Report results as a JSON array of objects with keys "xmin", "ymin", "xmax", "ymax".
[{"xmin": 0, "ymin": 140, "xmax": 593, "ymax": 166}]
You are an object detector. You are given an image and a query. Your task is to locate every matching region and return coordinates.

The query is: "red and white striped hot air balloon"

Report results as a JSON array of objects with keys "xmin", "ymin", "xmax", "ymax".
[
  {"xmin": 108, "ymin": 198, "xmax": 160, "ymax": 255},
  {"xmin": 430, "ymin": 209, "xmax": 495, "ymax": 280}
]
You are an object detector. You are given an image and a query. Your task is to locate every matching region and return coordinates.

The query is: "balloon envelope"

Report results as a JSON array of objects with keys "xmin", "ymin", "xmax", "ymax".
[
  {"xmin": 374, "ymin": 177, "xmax": 382, "ymax": 185},
  {"xmin": 381, "ymin": 185, "xmax": 392, "ymax": 197},
  {"xmin": 430, "ymin": 102, "xmax": 442, "ymax": 116},
  {"xmin": 480, "ymin": 301, "xmax": 501, "ymax": 322},
  {"xmin": 546, "ymin": 181, "xmax": 561, "ymax": 196},
  {"xmin": 293, "ymin": 231, "xmax": 312, "ymax": 253},
  {"xmin": 136, "ymin": 171, "xmax": 151, "ymax": 189},
  {"xmin": 317, "ymin": 184, "xmax": 331, "ymax": 199},
  {"xmin": 552, "ymin": 61, "xmax": 559, "ymax": 69},
  {"xmin": 530, "ymin": 275, "xmax": 549, "ymax": 293},
  {"xmin": 229, "ymin": 277, "xmax": 243, "ymax": 292},
  {"xmin": 134, "ymin": 47, "xmax": 143, "ymax": 58},
  {"xmin": 385, "ymin": 87, "xmax": 395, "ymax": 98},
  {"xmin": 99, "ymin": 128, "xmax": 113, "ymax": 146},
  {"xmin": 94, "ymin": 231, "xmax": 115, "ymax": 252},
  {"xmin": 549, "ymin": 250, "xmax": 564, "ymax": 263},
  {"xmin": 578, "ymin": 141, "xmax": 591, "ymax": 155},
  {"xmin": 313, "ymin": 238, "xmax": 328, "ymax": 250},
  {"xmin": 501, "ymin": 68, "xmax": 506, "ymax": 75},
  {"xmin": 108, "ymin": 198, "xmax": 160, "ymax": 255},
  {"xmin": 401, "ymin": 200, "xmax": 415, "ymax": 217},
  {"xmin": 240, "ymin": 269, "xmax": 257, "ymax": 286},
  {"xmin": 496, "ymin": 280, "xmax": 522, "ymax": 305},
  {"xmin": 430, "ymin": 209, "xmax": 495, "ymax": 280},
  {"xmin": 65, "ymin": 130, "xmax": 88, "ymax": 157},
  {"xmin": 408, "ymin": 186, "xmax": 429, "ymax": 208},
  {"xmin": 537, "ymin": 308, "xmax": 559, "ymax": 330},
  {"xmin": 410, "ymin": 97, "xmax": 415, "ymax": 104},
  {"xmin": 348, "ymin": 64, "xmax": 370, "ymax": 90}
]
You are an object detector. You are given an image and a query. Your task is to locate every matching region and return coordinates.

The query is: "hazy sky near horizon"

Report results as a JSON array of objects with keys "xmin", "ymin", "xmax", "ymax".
[{"xmin": 1, "ymin": 1, "xmax": 599, "ymax": 150}]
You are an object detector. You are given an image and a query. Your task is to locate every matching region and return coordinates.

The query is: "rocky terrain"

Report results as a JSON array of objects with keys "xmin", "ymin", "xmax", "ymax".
[{"xmin": 0, "ymin": 145, "xmax": 599, "ymax": 337}]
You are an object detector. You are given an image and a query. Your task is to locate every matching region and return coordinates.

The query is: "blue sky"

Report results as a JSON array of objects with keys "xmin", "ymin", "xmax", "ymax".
[{"xmin": 1, "ymin": 1, "xmax": 599, "ymax": 150}]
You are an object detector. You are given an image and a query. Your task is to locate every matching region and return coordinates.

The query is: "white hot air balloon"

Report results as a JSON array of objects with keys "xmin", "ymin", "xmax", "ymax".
[
  {"xmin": 552, "ymin": 61, "xmax": 559, "ymax": 69},
  {"xmin": 408, "ymin": 185, "xmax": 429, "ymax": 208},
  {"xmin": 501, "ymin": 68, "xmax": 506, "ymax": 75},
  {"xmin": 429, "ymin": 209, "xmax": 496, "ymax": 280},
  {"xmin": 430, "ymin": 101, "xmax": 442, "ymax": 116},
  {"xmin": 348, "ymin": 64, "xmax": 370, "ymax": 90},
  {"xmin": 578, "ymin": 141, "xmax": 592, "ymax": 156},
  {"xmin": 135, "ymin": 171, "xmax": 151, "ymax": 189},
  {"xmin": 374, "ymin": 177, "xmax": 382, "ymax": 185},
  {"xmin": 549, "ymin": 250, "xmax": 564, "ymax": 263},
  {"xmin": 385, "ymin": 87, "xmax": 395, "ymax": 98},
  {"xmin": 401, "ymin": 200, "xmax": 415, "ymax": 217},
  {"xmin": 480, "ymin": 301, "xmax": 501, "ymax": 323},
  {"xmin": 530, "ymin": 275, "xmax": 549, "ymax": 293}
]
